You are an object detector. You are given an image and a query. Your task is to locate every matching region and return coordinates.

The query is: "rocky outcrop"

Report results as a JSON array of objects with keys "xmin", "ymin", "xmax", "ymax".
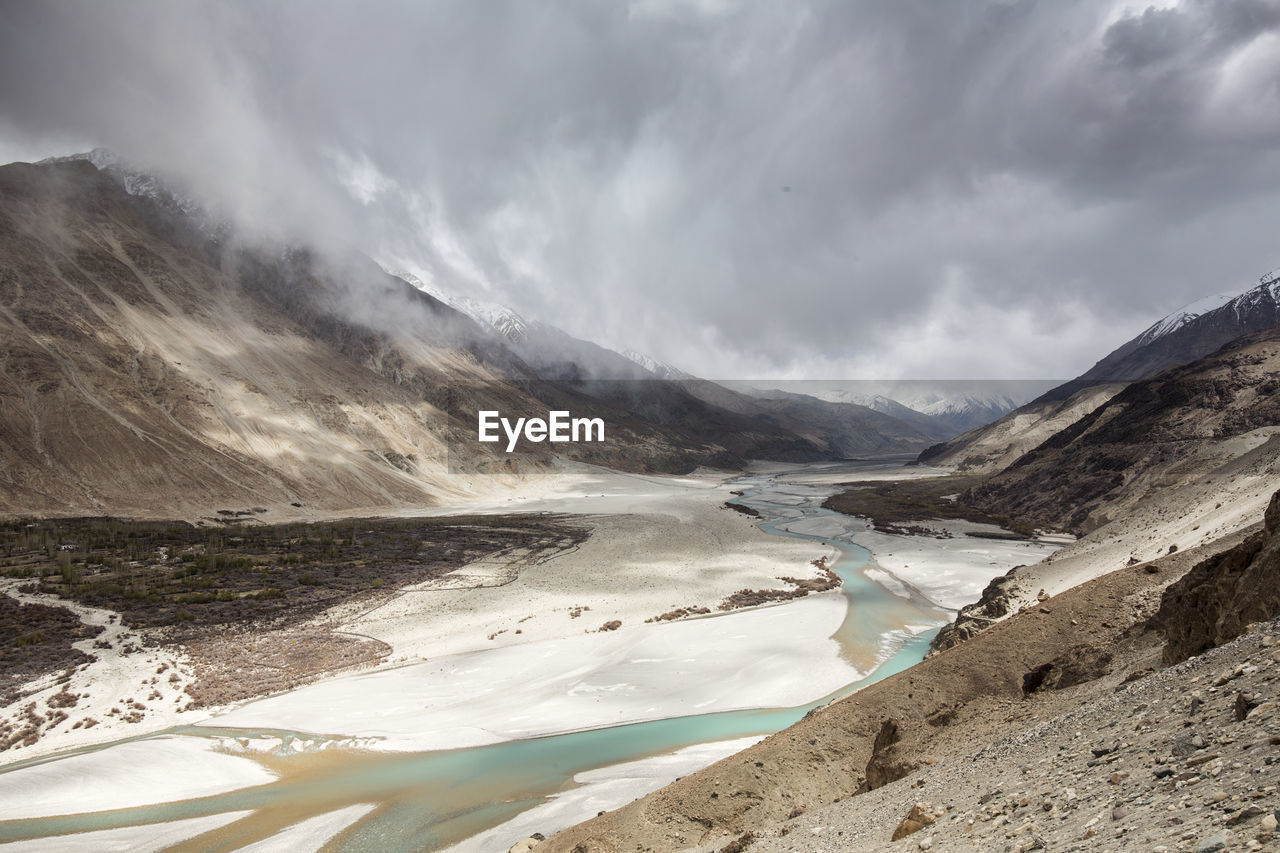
[
  {"xmin": 890, "ymin": 803, "xmax": 937, "ymax": 841},
  {"xmin": 1021, "ymin": 645, "xmax": 1113, "ymax": 693},
  {"xmin": 507, "ymin": 834, "xmax": 544, "ymax": 853},
  {"xmin": 860, "ymin": 719, "xmax": 915, "ymax": 792},
  {"xmin": 1157, "ymin": 489, "xmax": 1280, "ymax": 664},
  {"xmin": 928, "ymin": 568, "xmax": 1022, "ymax": 655}
]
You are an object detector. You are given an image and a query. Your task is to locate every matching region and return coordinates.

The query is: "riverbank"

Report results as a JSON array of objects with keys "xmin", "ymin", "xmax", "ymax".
[
  {"xmin": 0, "ymin": 464, "xmax": 873, "ymax": 849},
  {"xmin": 0, "ymin": 460, "xmax": 991, "ymax": 852},
  {"xmin": 539, "ymin": 522, "xmax": 1253, "ymax": 852},
  {"xmin": 745, "ymin": 462, "xmax": 1062, "ymax": 612}
]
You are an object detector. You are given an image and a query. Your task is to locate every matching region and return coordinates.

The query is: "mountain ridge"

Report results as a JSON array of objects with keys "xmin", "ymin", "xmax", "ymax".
[
  {"xmin": 0, "ymin": 157, "xmax": 943, "ymax": 517},
  {"xmin": 920, "ymin": 268, "xmax": 1280, "ymax": 472}
]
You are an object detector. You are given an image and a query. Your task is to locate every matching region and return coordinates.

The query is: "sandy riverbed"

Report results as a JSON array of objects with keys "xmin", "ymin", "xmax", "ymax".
[
  {"xmin": 0, "ymin": 465, "xmax": 859, "ymax": 847},
  {"xmin": 0, "ymin": 461, "xmax": 1028, "ymax": 852}
]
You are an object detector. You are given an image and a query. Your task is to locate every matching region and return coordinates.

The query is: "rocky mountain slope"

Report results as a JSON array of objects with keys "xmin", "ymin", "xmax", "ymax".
[
  {"xmin": 679, "ymin": 613, "xmax": 1280, "ymax": 853},
  {"xmin": 0, "ymin": 159, "xmax": 745, "ymax": 517},
  {"xmin": 921, "ymin": 270, "xmax": 1280, "ymax": 473},
  {"xmin": 920, "ymin": 329, "xmax": 1280, "ymax": 650},
  {"xmin": 915, "ymin": 383, "xmax": 1127, "ymax": 474},
  {"xmin": 963, "ymin": 327, "xmax": 1280, "ymax": 535},
  {"xmin": 0, "ymin": 158, "xmax": 942, "ymax": 518},
  {"xmin": 1158, "ymin": 489, "xmax": 1280, "ymax": 665}
]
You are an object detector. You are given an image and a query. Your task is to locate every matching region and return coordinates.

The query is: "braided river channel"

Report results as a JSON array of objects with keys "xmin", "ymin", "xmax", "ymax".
[{"xmin": 0, "ymin": 462, "xmax": 954, "ymax": 852}]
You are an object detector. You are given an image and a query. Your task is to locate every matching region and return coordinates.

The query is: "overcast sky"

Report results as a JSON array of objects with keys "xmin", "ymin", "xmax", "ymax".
[{"xmin": 3, "ymin": 0, "xmax": 1279, "ymax": 379}]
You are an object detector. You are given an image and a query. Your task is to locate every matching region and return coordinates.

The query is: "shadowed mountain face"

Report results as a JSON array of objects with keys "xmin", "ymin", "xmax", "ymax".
[
  {"xmin": 1024, "ymin": 271, "xmax": 1280, "ymax": 409},
  {"xmin": 398, "ymin": 273, "xmax": 943, "ymax": 458},
  {"xmin": 0, "ymin": 159, "xmax": 936, "ymax": 516},
  {"xmin": 962, "ymin": 328, "xmax": 1280, "ymax": 533}
]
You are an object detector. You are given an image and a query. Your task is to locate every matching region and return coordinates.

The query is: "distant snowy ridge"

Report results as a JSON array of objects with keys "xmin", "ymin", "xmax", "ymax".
[
  {"xmin": 816, "ymin": 387, "xmax": 1034, "ymax": 422},
  {"xmin": 620, "ymin": 350, "xmax": 693, "ymax": 380}
]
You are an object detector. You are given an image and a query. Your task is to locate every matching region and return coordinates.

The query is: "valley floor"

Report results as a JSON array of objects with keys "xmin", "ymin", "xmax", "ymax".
[
  {"xmin": 0, "ymin": 461, "xmax": 954, "ymax": 852},
  {"xmin": 541, "ymin": 513, "xmax": 1277, "ymax": 853}
]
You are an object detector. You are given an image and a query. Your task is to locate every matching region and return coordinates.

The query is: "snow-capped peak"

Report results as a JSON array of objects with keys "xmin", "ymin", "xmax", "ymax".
[
  {"xmin": 816, "ymin": 390, "xmax": 903, "ymax": 411},
  {"xmin": 388, "ymin": 269, "xmax": 530, "ymax": 343},
  {"xmin": 620, "ymin": 350, "xmax": 692, "ymax": 380},
  {"xmin": 1134, "ymin": 292, "xmax": 1238, "ymax": 346},
  {"xmin": 1135, "ymin": 266, "xmax": 1280, "ymax": 347}
]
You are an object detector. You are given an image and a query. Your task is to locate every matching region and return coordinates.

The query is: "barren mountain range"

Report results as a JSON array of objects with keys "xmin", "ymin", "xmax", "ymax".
[{"xmin": 0, "ymin": 158, "xmax": 945, "ymax": 517}]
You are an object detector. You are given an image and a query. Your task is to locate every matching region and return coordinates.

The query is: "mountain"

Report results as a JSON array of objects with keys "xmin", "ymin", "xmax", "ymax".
[
  {"xmin": 393, "ymin": 270, "xmax": 664, "ymax": 381},
  {"xmin": 393, "ymin": 270, "xmax": 534, "ymax": 346},
  {"xmin": 619, "ymin": 349, "xmax": 692, "ymax": 381},
  {"xmin": 964, "ymin": 326, "xmax": 1280, "ymax": 534},
  {"xmin": 921, "ymin": 269, "xmax": 1280, "ymax": 472},
  {"xmin": 1073, "ymin": 270, "xmax": 1280, "ymax": 385},
  {"xmin": 0, "ymin": 158, "xmax": 759, "ymax": 516},
  {"xmin": 392, "ymin": 272, "xmax": 941, "ymax": 458},
  {"xmin": 0, "ymin": 157, "xmax": 944, "ymax": 516},
  {"xmin": 719, "ymin": 387, "xmax": 947, "ymax": 457},
  {"xmin": 40, "ymin": 148, "xmax": 214, "ymax": 232},
  {"xmin": 899, "ymin": 390, "xmax": 1028, "ymax": 435},
  {"xmin": 928, "ymin": 328, "xmax": 1280, "ymax": 652},
  {"xmin": 802, "ymin": 390, "xmax": 956, "ymax": 442},
  {"xmin": 916, "ymin": 384, "xmax": 1127, "ymax": 473},
  {"xmin": 733, "ymin": 381, "xmax": 1056, "ymax": 443}
]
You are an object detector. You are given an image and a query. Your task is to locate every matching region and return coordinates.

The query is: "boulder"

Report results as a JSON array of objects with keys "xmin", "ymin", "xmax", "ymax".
[{"xmin": 891, "ymin": 802, "xmax": 936, "ymax": 841}]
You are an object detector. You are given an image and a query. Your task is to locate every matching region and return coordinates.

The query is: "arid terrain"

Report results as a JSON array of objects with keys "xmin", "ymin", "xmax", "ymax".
[
  {"xmin": 538, "ymin": 489, "xmax": 1280, "ymax": 852},
  {"xmin": 0, "ymin": 158, "xmax": 1277, "ymax": 853},
  {"xmin": 530, "ymin": 330, "xmax": 1280, "ymax": 852}
]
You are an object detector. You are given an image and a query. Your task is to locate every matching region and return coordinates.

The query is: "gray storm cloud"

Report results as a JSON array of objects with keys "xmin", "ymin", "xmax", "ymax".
[{"xmin": 2, "ymin": 0, "xmax": 1279, "ymax": 379}]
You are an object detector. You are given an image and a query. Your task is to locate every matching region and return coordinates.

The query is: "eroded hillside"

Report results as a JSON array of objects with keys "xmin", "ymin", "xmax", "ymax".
[{"xmin": 0, "ymin": 160, "xmax": 738, "ymax": 517}]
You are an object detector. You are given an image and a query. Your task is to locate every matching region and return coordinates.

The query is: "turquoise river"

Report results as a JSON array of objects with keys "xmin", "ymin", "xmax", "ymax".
[{"xmin": 0, "ymin": 462, "xmax": 952, "ymax": 851}]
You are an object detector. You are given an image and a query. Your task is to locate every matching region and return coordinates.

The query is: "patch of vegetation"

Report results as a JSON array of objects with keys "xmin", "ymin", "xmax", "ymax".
[
  {"xmin": 724, "ymin": 501, "xmax": 761, "ymax": 518},
  {"xmin": 0, "ymin": 596, "xmax": 102, "ymax": 702},
  {"xmin": 0, "ymin": 514, "xmax": 588, "ymax": 637},
  {"xmin": 717, "ymin": 558, "xmax": 841, "ymax": 611},
  {"xmin": 821, "ymin": 476, "xmax": 1037, "ymax": 537}
]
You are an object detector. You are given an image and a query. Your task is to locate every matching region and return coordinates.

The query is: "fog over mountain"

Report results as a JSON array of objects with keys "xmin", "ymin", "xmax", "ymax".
[{"xmin": 3, "ymin": 0, "xmax": 1279, "ymax": 379}]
